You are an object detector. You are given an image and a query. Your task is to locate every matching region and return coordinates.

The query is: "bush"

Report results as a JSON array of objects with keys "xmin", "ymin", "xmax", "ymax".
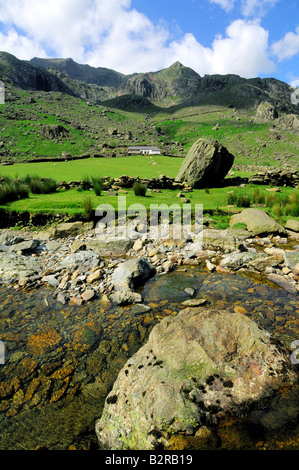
[
  {"xmin": 92, "ymin": 177, "xmax": 103, "ymax": 196},
  {"xmin": 22, "ymin": 175, "xmax": 57, "ymax": 194},
  {"xmin": 83, "ymin": 196, "xmax": 92, "ymax": 220},
  {"xmin": 133, "ymin": 181, "xmax": 147, "ymax": 197},
  {"xmin": 0, "ymin": 177, "xmax": 29, "ymax": 204},
  {"xmin": 227, "ymin": 192, "xmax": 250, "ymax": 207},
  {"xmin": 252, "ymin": 188, "xmax": 265, "ymax": 204}
]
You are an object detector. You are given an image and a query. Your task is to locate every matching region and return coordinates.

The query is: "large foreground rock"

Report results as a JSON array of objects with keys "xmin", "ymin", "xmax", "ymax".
[
  {"xmin": 96, "ymin": 307, "xmax": 298, "ymax": 450},
  {"xmin": 175, "ymin": 139, "xmax": 234, "ymax": 188},
  {"xmin": 230, "ymin": 208, "xmax": 285, "ymax": 236}
]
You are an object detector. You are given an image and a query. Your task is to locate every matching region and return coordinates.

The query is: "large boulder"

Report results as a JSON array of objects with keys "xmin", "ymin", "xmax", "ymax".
[
  {"xmin": 175, "ymin": 139, "xmax": 234, "ymax": 188},
  {"xmin": 96, "ymin": 307, "xmax": 298, "ymax": 450},
  {"xmin": 229, "ymin": 208, "xmax": 286, "ymax": 236}
]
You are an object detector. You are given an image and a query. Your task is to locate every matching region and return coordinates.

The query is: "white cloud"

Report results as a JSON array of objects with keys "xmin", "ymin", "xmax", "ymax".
[
  {"xmin": 241, "ymin": 0, "xmax": 278, "ymax": 17},
  {"xmin": 169, "ymin": 20, "xmax": 275, "ymax": 78},
  {"xmin": 209, "ymin": 0, "xmax": 279, "ymax": 17},
  {"xmin": 209, "ymin": 0, "xmax": 236, "ymax": 12},
  {"xmin": 0, "ymin": 29, "xmax": 46, "ymax": 60},
  {"xmin": 0, "ymin": 0, "xmax": 275, "ymax": 78},
  {"xmin": 272, "ymin": 27, "xmax": 299, "ymax": 61}
]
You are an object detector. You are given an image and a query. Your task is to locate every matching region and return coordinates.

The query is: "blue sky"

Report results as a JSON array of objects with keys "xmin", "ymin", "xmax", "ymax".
[{"xmin": 0, "ymin": 0, "xmax": 299, "ymax": 85}]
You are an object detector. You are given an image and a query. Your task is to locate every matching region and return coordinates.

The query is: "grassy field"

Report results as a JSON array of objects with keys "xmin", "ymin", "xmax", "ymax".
[
  {"xmin": 1, "ymin": 182, "xmax": 298, "ymax": 229},
  {"xmin": 0, "ymin": 155, "xmax": 183, "ymax": 181}
]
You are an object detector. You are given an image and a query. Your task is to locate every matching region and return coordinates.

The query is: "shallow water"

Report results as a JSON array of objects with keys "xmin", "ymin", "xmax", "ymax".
[{"xmin": 0, "ymin": 266, "xmax": 298, "ymax": 450}]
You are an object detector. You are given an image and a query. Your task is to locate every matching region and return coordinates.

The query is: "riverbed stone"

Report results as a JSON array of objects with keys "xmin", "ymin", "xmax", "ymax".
[
  {"xmin": 283, "ymin": 251, "xmax": 299, "ymax": 270},
  {"xmin": 109, "ymin": 290, "xmax": 142, "ymax": 306},
  {"xmin": 59, "ymin": 250, "xmax": 100, "ymax": 272},
  {"xmin": 202, "ymin": 229, "xmax": 249, "ymax": 252},
  {"xmin": 10, "ymin": 239, "xmax": 39, "ymax": 254},
  {"xmin": 0, "ymin": 252, "xmax": 41, "ymax": 283},
  {"xmin": 96, "ymin": 307, "xmax": 297, "ymax": 450},
  {"xmin": 219, "ymin": 251, "xmax": 265, "ymax": 270},
  {"xmin": 51, "ymin": 222, "xmax": 93, "ymax": 239},
  {"xmin": 86, "ymin": 238, "xmax": 133, "ymax": 257},
  {"xmin": 267, "ymin": 273, "xmax": 298, "ymax": 295},
  {"xmin": 112, "ymin": 258, "xmax": 156, "ymax": 292}
]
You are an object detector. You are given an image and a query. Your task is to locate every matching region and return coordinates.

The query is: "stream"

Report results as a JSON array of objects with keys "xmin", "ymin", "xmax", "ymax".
[{"xmin": 0, "ymin": 266, "xmax": 298, "ymax": 450}]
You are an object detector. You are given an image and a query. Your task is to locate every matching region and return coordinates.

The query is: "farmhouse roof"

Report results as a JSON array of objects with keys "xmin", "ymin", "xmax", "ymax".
[{"xmin": 128, "ymin": 146, "xmax": 160, "ymax": 150}]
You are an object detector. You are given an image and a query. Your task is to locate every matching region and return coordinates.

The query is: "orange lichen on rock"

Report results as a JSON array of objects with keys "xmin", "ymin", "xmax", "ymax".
[{"xmin": 26, "ymin": 329, "xmax": 62, "ymax": 355}]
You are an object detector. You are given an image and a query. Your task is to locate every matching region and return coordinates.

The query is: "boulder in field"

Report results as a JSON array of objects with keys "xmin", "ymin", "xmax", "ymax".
[
  {"xmin": 229, "ymin": 208, "xmax": 286, "ymax": 236},
  {"xmin": 175, "ymin": 139, "xmax": 234, "ymax": 188}
]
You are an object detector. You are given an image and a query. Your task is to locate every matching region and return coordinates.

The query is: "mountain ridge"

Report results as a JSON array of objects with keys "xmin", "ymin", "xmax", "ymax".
[{"xmin": 0, "ymin": 51, "xmax": 298, "ymax": 115}]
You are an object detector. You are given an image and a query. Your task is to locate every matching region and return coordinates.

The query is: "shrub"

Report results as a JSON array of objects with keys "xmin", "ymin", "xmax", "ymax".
[
  {"xmin": 0, "ymin": 177, "xmax": 29, "ymax": 204},
  {"xmin": 22, "ymin": 175, "xmax": 57, "ymax": 194},
  {"xmin": 83, "ymin": 196, "xmax": 92, "ymax": 220},
  {"xmin": 92, "ymin": 177, "xmax": 103, "ymax": 196},
  {"xmin": 252, "ymin": 188, "xmax": 265, "ymax": 204},
  {"xmin": 228, "ymin": 192, "xmax": 250, "ymax": 208},
  {"xmin": 133, "ymin": 181, "xmax": 147, "ymax": 197}
]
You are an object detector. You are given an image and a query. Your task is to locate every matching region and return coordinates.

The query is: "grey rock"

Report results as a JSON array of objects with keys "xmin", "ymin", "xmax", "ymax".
[
  {"xmin": 202, "ymin": 229, "xmax": 249, "ymax": 252},
  {"xmin": 220, "ymin": 251, "xmax": 266, "ymax": 270},
  {"xmin": 59, "ymin": 250, "xmax": 100, "ymax": 272},
  {"xmin": 285, "ymin": 219, "xmax": 299, "ymax": 233},
  {"xmin": 268, "ymin": 273, "xmax": 297, "ymax": 295},
  {"xmin": 42, "ymin": 275, "xmax": 59, "ymax": 288},
  {"xmin": 0, "ymin": 252, "xmax": 41, "ymax": 282},
  {"xmin": 0, "ymin": 233, "xmax": 24, "ymax": 246},
  {"xmin": 112, "ymin": 258, "xmax": 156, "ymax": 292},
  {"xmin": 96, "ymin": 307, "xmax": 297, "ymax": 450},
  {"xmin": 230, "ymin": 209, "xmax": 285, "ymax": 236},
  {"xmin": 175, "ymin": 139, "xmax": 234, "ymax": 188},
  {"xmin": 52, "ymin": 221, "xmax": 93, "ymax": 239},
  {"xmin": 9, "ymin": 239, "xmax": 39, "ymax": 253},
  {"xmin": 283, "ymin": 251, "xmax": 299, "ymax": 270},
  {"xmin": 45, "ymin": 240, "xmax": 62, "ymax": 252},
  {"xmin": 86, "ymin": 238, "xmax": 133, "ymax": 257},
  {"xmin": 109, "ymin": 290, "xmax": 142, "ymax": 306}
]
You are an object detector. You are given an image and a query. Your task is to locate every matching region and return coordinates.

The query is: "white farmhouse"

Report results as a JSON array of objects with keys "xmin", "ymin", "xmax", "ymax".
[{"xmin": 128, "ymin": 146, "xmax": 161, "ymax": 155}]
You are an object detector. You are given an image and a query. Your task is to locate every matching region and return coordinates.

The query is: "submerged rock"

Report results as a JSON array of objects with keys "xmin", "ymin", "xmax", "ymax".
[{"xmin": 96, "ymin": 307, "xmax": 298, "ymax": 450}]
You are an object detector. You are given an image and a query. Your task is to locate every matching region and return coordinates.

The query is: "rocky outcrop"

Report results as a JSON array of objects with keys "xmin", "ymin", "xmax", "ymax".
[
  {"xmin": 41, "ymin": 124, "xmax": 69, "ymax": 140},
  {"xmin": 96, "ymin": 306, "xmax": 298, "ymax": 450},
  {"xmin": 175, "ymin": 139, "xmax": 234, "ymax": 189},
  {"xmin": 229, "ymin": 208, "xmax": 286, "ymax": 236}
]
